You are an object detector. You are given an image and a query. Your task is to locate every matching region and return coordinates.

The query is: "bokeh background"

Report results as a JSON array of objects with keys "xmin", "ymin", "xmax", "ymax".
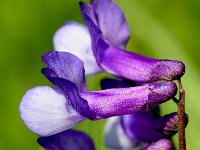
[{"xmin": 0, "ymin": 0, "xmax": 199, "ymax": 149}]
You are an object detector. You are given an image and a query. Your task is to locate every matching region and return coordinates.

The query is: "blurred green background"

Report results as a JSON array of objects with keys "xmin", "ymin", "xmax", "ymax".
[{"xmin": 0, "ymin": 0, "xmax": 199, "ymax": 149}]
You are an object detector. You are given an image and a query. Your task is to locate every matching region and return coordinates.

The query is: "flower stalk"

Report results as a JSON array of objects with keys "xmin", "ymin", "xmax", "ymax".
[{"xmin": 178, "ymin": 79, "xmax": 186, "ymax": 150}]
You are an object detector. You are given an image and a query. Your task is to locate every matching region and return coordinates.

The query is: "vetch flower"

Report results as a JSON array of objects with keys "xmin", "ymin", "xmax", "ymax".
[
  {"xmin": 20, "ymin": 51, "xmax": 177, "ymax": 136},
  {"xmin": 101, "ymin": 78, "xmax": 188, "ymax": 149},
  {"xmin": 80, "ymin": 0, "xmax": 185, "ymax": 83},
  {"xmin": 38, "ymin": 129, "xmax": 95, "ymax": 150}
]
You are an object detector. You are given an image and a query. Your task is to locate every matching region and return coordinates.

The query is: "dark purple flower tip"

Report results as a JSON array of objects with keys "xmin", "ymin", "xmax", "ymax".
[
  {"xmin": 121, "ymin": 111, "xmax": 188, "ymax": 144},
  {"xmin": 121, "ymin": 111, "xmax": 178, "ymax": 143},
  {"xmin": 38, "ymin": 129, "xmax": 95, "ymax": 150},
  {"xmin": 152, "ymin": 60, "xmax": 185, "ymax": 81},
  {"xmin": 140, "ymin": 139, "xmax": 174, "ymax": 150},
  {"xmin": 163, "ymin": 113, "xmax": 188, "ymax": 137},
  {"xmin": 148, "ymin": 81, "xmax": 177, "ymax": 103},
  {"xmin": 121, "ymin": 111, "xmax": 163, "ymax": 143}
]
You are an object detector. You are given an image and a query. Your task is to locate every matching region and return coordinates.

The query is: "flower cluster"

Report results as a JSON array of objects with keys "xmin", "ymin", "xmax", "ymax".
[{"xmin": 19, "ymin": 0, "xmax": 188, "ymax": 150}]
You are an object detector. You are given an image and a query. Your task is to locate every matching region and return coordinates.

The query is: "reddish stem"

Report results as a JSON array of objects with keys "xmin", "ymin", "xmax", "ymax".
[{"xmin": 177, "ymin": 80, "xmax": 186, "ymax": 150}]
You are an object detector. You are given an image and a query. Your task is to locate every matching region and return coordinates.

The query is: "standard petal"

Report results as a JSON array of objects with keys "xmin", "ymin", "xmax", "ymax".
[
  {"xmin": 38, "ymin": 129, "xmax": 95, "ymax": 150},
  {"xmin": 104, "ymin": 116, "xmax": 141, "ymax": 149},
  {"xmin": 79, "ymin": 2, "xmax": 97, "ymax": 25},
  {"xmin": 91, "ymin": 0, "xmax": 130, "ymax": 48},
  {"xmin": 53, "ymin": 22, "xmax": 101, "ymax": 75},
  {"xmin": 19, "ymin": 86, "xmax": 86, "ymax": 136},
  {"xmin": 42, "ymin": 51, "xmax": 87, "ymax": 92},
  {"xmin": 80, "ymin": 3, "xmax": 103, "ymax": 61}
]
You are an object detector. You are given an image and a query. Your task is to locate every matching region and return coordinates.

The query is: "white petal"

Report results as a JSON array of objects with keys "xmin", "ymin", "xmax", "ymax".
[
  {"xmin": 19, "ymin": 86, "xmax": 86, "ymax": 136},
  {"xmin": 104, "ymin": 116, "xmax": 136, "ymax": 150},
  {"xmin": 53, "ymin": 21, "xmax": 102, "ymax": 75}
]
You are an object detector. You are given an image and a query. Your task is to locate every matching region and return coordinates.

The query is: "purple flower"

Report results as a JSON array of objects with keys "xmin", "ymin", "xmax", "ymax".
[
  {"xmin": 79, "ymin": 0, "xmax": 185, "ymax": 83},
  {"xmin": 38, "ymin": 129, "xmax": 95, "ymax": 150},
  {"xmin": 20, "ymin": 51, "xmax": 177, "ymax": 136},
  {"xmin": 101, "ymin": 78, "xmax": 188, "ymax": 149}
]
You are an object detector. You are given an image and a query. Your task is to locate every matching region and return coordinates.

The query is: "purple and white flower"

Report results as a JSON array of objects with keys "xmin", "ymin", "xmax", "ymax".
[
  {"xmin": 20, "ymin": 51, "xmax": 177, "ymax": 136},
  {"xmin": 54, "ymin": 0, "xmax": 185, "ymax": 82}
]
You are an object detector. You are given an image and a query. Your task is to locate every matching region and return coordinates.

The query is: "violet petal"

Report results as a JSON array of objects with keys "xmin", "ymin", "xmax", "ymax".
[
  {"xmin": 97, "ymin": 38, "xmax": 185, "ymax": 82},
  {"xmin": 53, "ymin": 22, "xmax": 101, "ymax": 75},
  {"xmin": 42, "ymin": 51, "xmax": 87, "ymax": 92},
  {"xmin": 79, "ymin": 9, "xmax": 103, "ymax": 62},
  {"xmin": 80, "ymin": 81, "xmax": 177, "ymax": 119},
  {"xmin": 81, "ymin": 9, "xmax": 185, "ymax": 82},
  {"xmin": 38, "ymin": 129, "xmax": 95, "ymax": 150},
  {"xmin": 91, "ymin": 0, "xmax": 130, "ymax": 48},
  {"xmin": 46, "ymin": 77, "xmax": 97, "ymax": 120},
  {"xmin": 19, "ymin": 86, "xmax": 86, "ymax": 136},
  {"xmin": 121, "ymin": 111, "xmax": 177, "ymax": 142},
  {"xmin": 79, "ymin": 2, "xmax": 98, "ymax": 25},
  {"xmin": 49, "ymin": 75, "xmax": 176, "ymax": 120},
  {"xmin": 140, "ymin": 139, "xmax": 174, "ymax": 150}
]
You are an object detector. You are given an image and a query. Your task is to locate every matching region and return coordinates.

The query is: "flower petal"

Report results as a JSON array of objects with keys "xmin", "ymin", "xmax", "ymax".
[
  {"xmin": 79, "ymin": 3, "xmax": 104, "ymax": 60},
  {"xmin": 91, "ymin": 0, "xmax": 130, "ymax": 48},
  {"xmin": 81, "ymin": 9, "xmax": 185, "ymax": 82},
  {"xmin": 42, "ymin": 51, "xmax": 87, "ymax": 92},
  {"xmin": 46, "ymin": 77, "xmax": 97, "ymax": 120},
  {"xmin": 80, "ymin": 81, "xmax": 177, "ymax": 119},
  {"xmin": 140, "ymin": 139, "xmax": 174, "ymax": 150},
  {"xmin": 38, "ymin": 129, "xmax": 95, "ymax": 150},
  {"xmin": 121, "ymin": 111, "xmax": 164, "ymax": 143},
  {"xmin": 104, "ymin": 116, "xmax": 140, "ymax": 149},
  {"xmin": 79, "ymin": 2, "xmax": 97, "ymax": 25},
  {"xmin": 97, "ymin": 38, "xmax": 185, "ymax": 83},
  {"xmin": 121, "ymin": 111, "xmax": 184, "ymax": 143},
  {"xmin": 53, "ymin": 22, "xmax": 101, "ymax": 75},
  {"xmin": 19, "ymin": 86, "xmax": 86, "ymax": 136}
]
